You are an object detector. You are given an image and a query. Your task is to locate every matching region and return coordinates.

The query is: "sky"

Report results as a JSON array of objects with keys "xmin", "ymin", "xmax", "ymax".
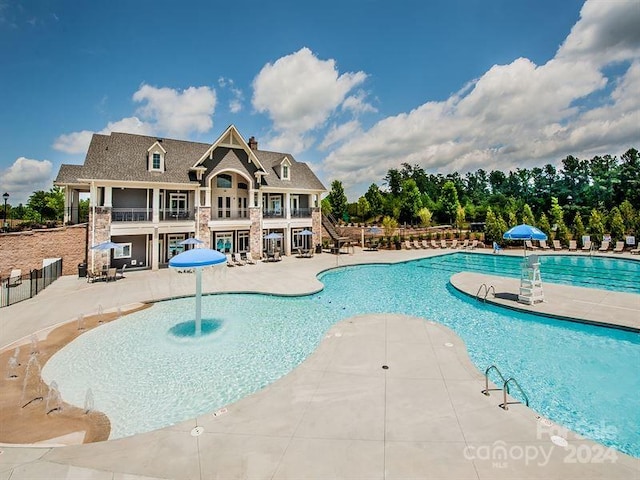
[{"xmin": 0, "ymin": 0, "xmax": 639, "ymax": 205}]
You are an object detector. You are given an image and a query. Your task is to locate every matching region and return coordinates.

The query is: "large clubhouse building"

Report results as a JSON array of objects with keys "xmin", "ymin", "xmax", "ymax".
[{"xmin": 55, "ymin": 125, "xmax": 327, "ymax": 271}]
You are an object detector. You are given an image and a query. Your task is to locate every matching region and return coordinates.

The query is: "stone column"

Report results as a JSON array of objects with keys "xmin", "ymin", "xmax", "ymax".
[
  {"xmin": 90, "ymin": 206, "xmax": 112, "ymax": 272},
  {"xmin": 249, "ymin": 207, "xmax": 262, "ymax": 259},
  {"xmin": 198, "ymin": 206, "xmax": 211, "ymax": 248},
  {"xmin": 312, "ymin": 207, "xmax": 322, "ymax": 251},
  {"xmin": 71, "ymin": 189, "xmax": 80, "ymax": 223}
]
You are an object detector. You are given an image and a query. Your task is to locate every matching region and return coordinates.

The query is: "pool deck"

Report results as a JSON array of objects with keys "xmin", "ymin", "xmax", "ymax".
[{"xmin": 1, "ymin": 247, "xmax": 639, "ymax": 479}]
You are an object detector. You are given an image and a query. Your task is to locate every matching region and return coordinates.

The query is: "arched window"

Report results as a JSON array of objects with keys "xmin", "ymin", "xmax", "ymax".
[
  {"xmin": 238, "ymin": 182, "xmax": 248, "ymax": 190},
  {"xmin": 217, "ymin": 174, "xmax": 232, "ymax": 189}
]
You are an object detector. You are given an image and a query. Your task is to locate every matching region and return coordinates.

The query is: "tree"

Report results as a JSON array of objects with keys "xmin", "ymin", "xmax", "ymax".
[
  {"xmin": 537, "ymin": 213, "xmax": 552, "ymax": 240},
  {"xmin": 618, "ymin": 200, "xmax": 635, "ymax": 234},
  {"xmin": 485, "ymin": 206, "xmax": 505, "ymax": 243},
  {"xmin": 440, "ymin": 181, "xmax": 460, "ymax": 225},
  {"xmin": 417, "ymin": 207, "xmax": 432, "ymax": 227},
  {"xmin": 381, "ymin": 215, "xmax": 398, "ymax": 238},
  {"xmin": 588, "ymin": 209, "xmax": 605, "ymax": 242},
  {"xmin": 383, "ymin": 169, "xmax": 402, "ymax": 196},
  {"xmin": 321, "ymin": 197, "xmax": 332, "ymax": 215},
  {"xmin": 356, "ymin": 196, "xmax": 370, "ymax": 221},
  {"xmin": 327, "ymin": 180, "xmax": 348, "ymax": 221},
  {"xmin": 549, "ymin": 197, "xmax": 569, "ymax": 244},
  {"xmin": 608, "ymin": 207, "xmax": 625, "ymax": 241},
  {"xmin": 364, "ymin": 183, "xmax": 384, "ymax": 218},
  {"xmin": 507, "ymin": 210, "xmax": 517, "ymax": 228},
  {"xmin": 521, "ymin": 204, "xmax": 535, "ymax": 226},
  {"xmin": 399, "ymin": 179, "xmax": 422, "ymax": 223},
  {"xmin": 456, "ymin": 205, "xmax": 466, "ymax": 231}
]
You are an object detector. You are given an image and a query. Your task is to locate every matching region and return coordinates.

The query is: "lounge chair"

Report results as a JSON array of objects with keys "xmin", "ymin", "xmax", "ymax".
[
  {"xmin": 450, "ymin": 239, "xmax": 458, "ymax": 248},
  {"xmin": 116, "ymin": 264, "xmax": 127, "ymax": 279},
  {"xmin": 492, "ymin": 242, "xmax": 502, "ymax": 254},
  {"xmin": 8, "ymin": 269, "xmax": 22, "ymax": 287},
  {"xmin": 404, "ymin": 240, "xmax": 413, "ymax": 250},
  {"xmin": 430, "ymin": 240, "xmax": 438, "ymax": 249},
  {"xmin": 598, "ymin": 241, "xmax": 610, "ymax": 252},
  {"xmin": 539, "ymin": 240, "xmax": 551, "ymax": 250},
  {"xmin": 87, "ymin": 270, "xmax": 101, "ymax": 283},
  {"xmin": 460, "ymin": 239, "xmax": 469, "ymax": 249},
  {"xmin": 630, "ymin": 244, "xmax": 640, "ymax": 255},
  {"xmin": 225, "ymin": 254, "xmax": 236, "ymax": 266},
  {"xmin": 421, "ymin": 240, "xmax": 429, "ymax": 249},
  {"xmin": 568, "ymin": 240, "xmax": 577, "ymax": 251},
  {"xmin": 233, "ymin": 253, "xmax": 246, "ymax": 265},
  {"xmin": 525, "ymin": 240, "xmax": 538, "ymax": 250},
  {"xmin": 469, "ymin": 240, "xmax": 478, "ymax": 250},
  {"xmin": 440, "ymin": 239, "xmax": 447, "ymax": 248},
  {"xmin": 273, "ymin": 251, "xmax": 281, "ymax": 262},
  {"xmin": 581, "ymin": 240, "xmax": 592, "ymax": 251},
  {"xmin": 552, "ymin": 240, "xmax": 562, "ymax": 251},
  {"xmin": 612, "ymin": 241, "xmax": 625, "ymax": 253},
  {"xmin": 241, "ymin": 252, "xmax": 256, "ymax": 264},
  {"xmin": 413, "ymin": 240, "xmax": 421, "ymax": 249}
]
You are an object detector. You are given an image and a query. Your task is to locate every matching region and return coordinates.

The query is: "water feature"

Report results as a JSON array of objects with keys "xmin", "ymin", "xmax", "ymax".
[
  {"xmin": 97, "ymin": 304, "xmax": 104, "ymax": 323},
  {"xmin": 45, "ymin": 380, "xmax": 63, "ymax": 414},
  {"xmin": 77, "ymin": 314, "xmax": 85, "ymax": 331},
  {"xmin": 6, "ymin": 356, "xmax": 18, "ymax": 379},
  {"xmin": 84, "ymin": 388, "xmax": 94, "ymax": 414},
  {"xmin": 29, "ymin": 334, "xmax": 39, "ymax": 355},
  {"xmin": 21, "ymin": 354, "xmax": 42, "ymax": 407}
]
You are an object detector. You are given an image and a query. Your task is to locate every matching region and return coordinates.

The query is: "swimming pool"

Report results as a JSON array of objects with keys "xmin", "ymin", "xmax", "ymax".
[{"xmin": 42, "ymin": 254, "xmax": 640, "ymax": 456}]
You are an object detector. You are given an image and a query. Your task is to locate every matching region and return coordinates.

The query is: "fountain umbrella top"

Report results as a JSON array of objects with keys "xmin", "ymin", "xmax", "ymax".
[{"xmin": 168, "ymin": 248, "xmax": 226, "ymax": 268}]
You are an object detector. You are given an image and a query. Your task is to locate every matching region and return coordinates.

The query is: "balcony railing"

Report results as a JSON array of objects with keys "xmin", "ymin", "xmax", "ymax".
[
  {"xmin": 263, "ymin": 208, "xmax": 313, "ymax": 218},
  {"xmin": 213, "ymin": 209, "xmax": 250, "ymax": 220},
  {"xmin": 111, "ymin": 208, "xmax": 152, "ymax": 222},
  {"xmin": 159, "ymin": 209, "xmax": 195, "ymax": 221},
  {"xmin": 291, "ymin": 208, "xmax": 313, "ymax": 218}
]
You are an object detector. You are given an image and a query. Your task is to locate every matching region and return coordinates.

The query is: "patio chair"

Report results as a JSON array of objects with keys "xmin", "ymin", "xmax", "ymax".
[
  {"xmin": 87, "ymin": 270, "xmax": 101, "ymax": 283},
  {"xmin": 630, "ymin": 244, "xmax": 640, "ymax": 255},
  {"xmin": 450, "ymin": 239, "xmax": 458, "ymax": 249},
  {"xmin": 552, "ymin": 240, "xmax": 562, "ymax": 251},
  {"xmin": 440, "ymin": 239, "xmax": 447, "ymax": 248},
  {"xmin": 581, "ymin": 240, "xmax": 592, "ymax": 251},
  {"xmin": 460, "ymin": 239, "xmax": 469, "ymax": 249},
  {"xmin": 539, "ymin": 240, "xmax": 551, "ymax": 250},
  {"xmin": 413, "ymin": 240, "xmax": 421, "ymax": 249},
  {"xmin": 273, "ymin": 251, "xmax": 281, "ymax": 262},
  {"xmin": 430, "ymin": 240, "xmax": 438, "ymax": 249},
  {"xmin": 612, "ymin": 241, "xmax": 625, "ymax": 253},
  {"xmin": 598, "ymin": 241, "xmax": 610, "ymax": 252},
  {"xmin": 492, "ymin": 242, "xmax": 502, "ymax": 254},
  {"xmin": 404, "ymin": 240, "xmax": 413, "ymax": 250},
  {"xmin": 8, "ymin": 269, "xmax": 22, "ymax": 287},
  {"xmin": 233, "ymin": 253, "xmax": 246, "ymax": 265},
  {"xmin": 469, "ymin": 240, "xmax": 478, "ymax": 250},
  {"xmin": 421, "ymin": 240, "xmax": 429, "ymax": 249},
  {"xmin": 569, "ymin": 240, "xmax": 577, "ymax": 251},
  {"xmin": 225, "ymin": 254, "xmax": 236, "ymax": 266},
  {"xmin": 106, "ymin": 268, "xmax": 117, "ymax": 282},
  {"xmin": 525, "ymin": 240, "xmax": 538, "ymax": 250}
]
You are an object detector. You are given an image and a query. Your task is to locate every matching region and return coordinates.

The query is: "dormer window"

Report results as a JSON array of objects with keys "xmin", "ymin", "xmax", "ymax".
[
  {"xmin": 147, "ymin": 141, "xmax": 166, "ymax": 172},
  {"xmin": 280, "ymin": 157, "xmax": 291, "ymax": 180}
]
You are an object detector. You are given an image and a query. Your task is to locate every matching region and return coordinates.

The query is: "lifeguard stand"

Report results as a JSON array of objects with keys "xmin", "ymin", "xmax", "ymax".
[{"xmin": 518, "ymin": 254, "xmax": 544, "ymax": 305}]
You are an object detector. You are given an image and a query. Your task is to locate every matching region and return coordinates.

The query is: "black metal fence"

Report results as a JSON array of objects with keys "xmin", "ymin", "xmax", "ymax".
[{"xmin": 1, "ymin": 259, "xmax": 63, "ymax": 308}]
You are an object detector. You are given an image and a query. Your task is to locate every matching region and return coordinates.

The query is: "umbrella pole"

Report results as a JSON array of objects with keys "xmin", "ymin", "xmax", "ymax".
[{"xmin": 195, "ymin": 268, "xmax": 202, "ymax": 336}]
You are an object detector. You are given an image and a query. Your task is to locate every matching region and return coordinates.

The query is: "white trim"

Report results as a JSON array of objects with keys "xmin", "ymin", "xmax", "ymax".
[
  {"xmin": 147, "ymin": 141, "xmax": 167, "ymax": 154},
  {"xmin": 114, "ymin": 243, "xmax": 132, "ymax": 259},
  {"xmin": 192, "ymin": 125, "xmax": 266, "ymax": 172}
]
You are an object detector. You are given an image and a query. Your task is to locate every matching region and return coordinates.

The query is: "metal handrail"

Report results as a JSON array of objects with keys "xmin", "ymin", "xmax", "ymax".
[
  {"xmin": 482, "ymin": 365, "xmax": 507, "ymax": 396},
  {"xmin": 484, "ymin": 285, "xmax": 496, "ymax": 301},
  {"xmin": 500, "ymin": 377, "xmax": 530, "ymax": 410},
  {"xmin": 476, "ymin": 283, "xmax": 487, "ymax": 301}
]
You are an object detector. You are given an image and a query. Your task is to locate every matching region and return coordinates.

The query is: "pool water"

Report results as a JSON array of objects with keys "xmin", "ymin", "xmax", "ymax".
[{"xmin": 42, "ymin": 254, "xmax": 640, "ymax": 457}]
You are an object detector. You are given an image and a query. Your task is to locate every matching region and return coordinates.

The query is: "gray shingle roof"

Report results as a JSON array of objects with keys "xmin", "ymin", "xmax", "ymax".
[{"xmin": 54, "ymin": 131, "xmax": 326, "ymax": 192}]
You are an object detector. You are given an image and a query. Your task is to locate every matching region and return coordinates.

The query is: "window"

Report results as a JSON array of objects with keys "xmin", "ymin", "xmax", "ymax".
[
  {"xmin": 282, "ymin": 164, "xmax": 289, "ymax": 180},
  {"xmin": 114, "ymin": 243, "xmax": 132, "ymax": 259},
  {"xmin": 152, "ymin": 153, "xmax": 161, "ymax": 170},
  {"xmin": 217, "ymin": 174, "xmax": 232, "ymax": 189},
  {"xmin": 237, "ymin": 231, "xmax": 250, "ymax": 252},
  {"xmin": 280, "ymin": 157, "xmax": 291, "ymax": 180},
  {"xmin": 167, "ymin": 234, "xmax": 185, "ymax": 259},
  {"xmin": 238, "ymin": 182, "xmax": 248, "ymax": 190},
  {"xmin": 215, "ymin": 232, "xmax": 233, "ymax": 253}
]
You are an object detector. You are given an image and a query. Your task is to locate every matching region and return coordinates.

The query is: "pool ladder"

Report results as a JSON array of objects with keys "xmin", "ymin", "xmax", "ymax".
[
  {"xmin": 482, "ymin": 365, "xmax": 530, "ymax": 410},
  {"xmin": 475, "ymin": 284, "xmax": 496, "ymax": 302}
]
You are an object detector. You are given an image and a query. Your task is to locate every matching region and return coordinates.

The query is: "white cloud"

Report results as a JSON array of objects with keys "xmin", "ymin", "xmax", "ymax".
[
  {"xmin": 133, "ymin": 84, "xmax": 216, "ymax": 137},
  {"xmin": 342, "ymin": 90, "xmax": 376, "ymax": 115},
  {"xmin": 0, "ymin": 157, "xmax": 53, "ymax": 204},
  {"xmin": 319, "ymin": 120, "xmax": 362, "ymax": 151},
  {"xmin": 53, "ymin": 84, "xmax": 217, "ymax": 154},
  {"xmin": 321, "ymin": 0, "xmax": 640, "ymax": 198},
  {"xmin": 252, "ymin": 47, "xmax": 368, "ymax": 151}
]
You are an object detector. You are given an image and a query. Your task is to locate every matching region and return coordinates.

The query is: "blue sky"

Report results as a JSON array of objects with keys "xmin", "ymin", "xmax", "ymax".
[{"xmin": 1, "ymin": 0, "xmax": 639, "ymax": 205}]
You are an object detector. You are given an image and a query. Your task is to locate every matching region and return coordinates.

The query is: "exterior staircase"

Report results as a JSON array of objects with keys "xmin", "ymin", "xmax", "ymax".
[{"xmin": 322, "ymin": 214, "xmax": 351, "ymax": 252}]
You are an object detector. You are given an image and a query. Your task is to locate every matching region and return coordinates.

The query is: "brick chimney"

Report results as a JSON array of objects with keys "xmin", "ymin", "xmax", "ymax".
[{"xmin": 248, "ymin": 136, "xmax": 258, "ymax": 150}]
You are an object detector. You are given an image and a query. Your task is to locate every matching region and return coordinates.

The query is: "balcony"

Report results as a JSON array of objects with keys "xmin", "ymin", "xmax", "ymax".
[
  {"xmin": 262, "ymin": 208, "xmax": 312, "ymax": 219},
  {"xmin": 159, "ymin": 209, "xmax": 195, "ymax": 221},
  {"xmin": 212, "ymin": 209, "xmax": 249, "ymax": 220}
]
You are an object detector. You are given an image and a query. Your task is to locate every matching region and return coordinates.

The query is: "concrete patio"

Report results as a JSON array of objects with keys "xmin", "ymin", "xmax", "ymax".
[{"xmin": 1, "ymin": 247, "xmax": 638, "ymax": 479}]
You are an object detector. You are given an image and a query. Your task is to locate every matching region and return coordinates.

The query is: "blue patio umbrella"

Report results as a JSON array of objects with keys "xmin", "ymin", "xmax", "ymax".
[
  {"xmin": 503, "ymin": 224, "xmax": 547, "ymax": 255},
  {"xmin": 179, "ymin": 237, "xmax": 204, "ymax": 246},
  {"xmin": 169, "ymin": 249, "xmax": 226, "ymax": 336},
  {"xmin": 264, "ymin": 232, "xmax": 283, "ymax": 254},
  {"xmin": 368, "ymin": 226, "xmax": 382, "ymax": 235},
  {"xmin": 91, "ymin": 241, "xmax": 123, "ymax": 250},
  {"xmin": 296, "ymin": 229, "xmax": 313, "ymax": 249}
]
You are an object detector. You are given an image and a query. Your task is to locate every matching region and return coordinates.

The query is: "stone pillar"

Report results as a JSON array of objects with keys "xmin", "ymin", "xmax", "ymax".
[
  {"xmin": 89, "ymin": 206, "xmax": 112, "ymax": 272},
  {"xmin": 198, "ymin": 206, "xmax": 211, "ymax": 248},
  {"xmin": 71, "ymin": 189, "xmax": 80, "ymax": 223},
  {"xmin": 312, "ymin": 207, "xmax": 322, "ymax": 251},
  {"xmin": 249, "ymin": 207, "xmax": 262, "ymax": 259}
]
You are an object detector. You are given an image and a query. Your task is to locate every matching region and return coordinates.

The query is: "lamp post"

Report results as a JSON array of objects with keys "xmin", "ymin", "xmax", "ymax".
[{"xmin": 2, "ymin": 192, "xmax": 8, "ymax": 232}]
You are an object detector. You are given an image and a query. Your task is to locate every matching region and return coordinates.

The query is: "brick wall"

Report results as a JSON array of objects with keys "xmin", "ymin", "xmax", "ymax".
[{"xmin": 0, "ymin": 224, "xmax": 88, "ymax": 278}]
